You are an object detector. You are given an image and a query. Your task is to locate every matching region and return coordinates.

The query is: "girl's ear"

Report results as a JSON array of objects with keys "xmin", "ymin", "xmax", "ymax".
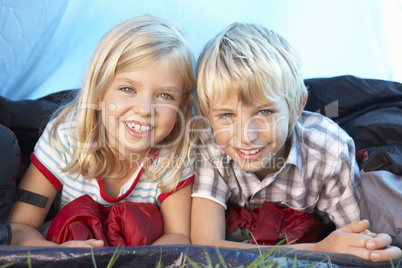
[
  {"xmin": 96, "ymin": 99, "xmax": 104, "ymax": 111},
  {"xmin": 175, "ymin": 93, "xmax": 188, "ymax": 123}
]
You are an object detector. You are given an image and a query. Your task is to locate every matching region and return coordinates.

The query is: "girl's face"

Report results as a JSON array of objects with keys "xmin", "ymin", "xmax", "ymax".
[{"xmin": 100, "ymin": 60, "xmax": 185, "ymax": 162}]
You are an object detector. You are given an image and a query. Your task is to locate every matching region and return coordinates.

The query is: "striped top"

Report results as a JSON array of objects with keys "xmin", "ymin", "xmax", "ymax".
[
  {"xmin": 192, "ymin": 111, "xmax": 360, "ymax": 228},
  {"xmin": 32, "ymin": 114, "xmax": 194, "ymax": 212}
]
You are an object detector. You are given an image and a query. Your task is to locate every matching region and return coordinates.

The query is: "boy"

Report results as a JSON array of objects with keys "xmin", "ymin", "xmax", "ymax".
[{"xmin": 190, "ymin": 22, "xmax": 401, "ymax": 262}]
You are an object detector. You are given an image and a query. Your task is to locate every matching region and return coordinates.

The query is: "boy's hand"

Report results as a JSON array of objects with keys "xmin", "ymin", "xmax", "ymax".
[{"xmin": 316, "ymin": 220, "xmax": 401, "ymax": 262}]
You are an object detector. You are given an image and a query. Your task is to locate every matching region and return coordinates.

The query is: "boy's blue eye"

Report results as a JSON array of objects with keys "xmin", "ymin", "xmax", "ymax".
[
  {"xmin": 258, "ymin": 110, "xmax": 272, "ymax": 116},
  {"xmin": 160, "ymin": 93, "xmax": 173, "ymax": 100},
  {"xmin": 219, "ymin": 113, "xmax": 234, "ymax": 119}
]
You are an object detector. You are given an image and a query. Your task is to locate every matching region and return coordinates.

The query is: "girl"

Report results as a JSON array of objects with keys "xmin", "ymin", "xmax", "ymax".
[{"xmin": 7, "ymin": 15, "xmax": 195, "ymax": 247}]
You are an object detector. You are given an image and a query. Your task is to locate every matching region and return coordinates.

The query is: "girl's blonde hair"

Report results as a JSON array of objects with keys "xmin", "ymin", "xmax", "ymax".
[
  {"xmin": 196, "ymin": 22, "xmax": 307, "ymax": 133},
  {"xmin": 50, "ymin": 15, "xmax": 195, "ymax": 192}
]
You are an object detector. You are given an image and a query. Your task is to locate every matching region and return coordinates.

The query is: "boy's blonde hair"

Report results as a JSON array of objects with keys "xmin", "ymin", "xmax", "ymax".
[
  {"xmin": 196, "ymin": 22, "xmax": 307, "ymax": 133},
  {"xmin": 50, "ymin": 15, "xmax": 195, "ymax": 192}
]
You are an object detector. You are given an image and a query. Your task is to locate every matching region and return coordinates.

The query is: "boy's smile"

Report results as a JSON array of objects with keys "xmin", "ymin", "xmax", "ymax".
[
  {"xmin": 233, "ymin": 146, "xmax": 268, "ymax": 160},
  {"xmin": 209, "ymin": 95, "xmax": 293, "ymax": 179}
]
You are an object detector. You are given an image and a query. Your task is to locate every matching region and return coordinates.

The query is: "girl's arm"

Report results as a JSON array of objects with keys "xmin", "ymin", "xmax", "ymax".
[
  {"xmin": 8, "ymin": 163, "xmax": 57, "ymax": 246},
  {"xmin": 7, "ymin": 163, "xmax": 103, "ymax": 247},
  {"xmin": 151, "ymin": 184, "xmax": 192, "ymax": 245},
  {"xmin": 190, "ymin": 197, "xmax": 402, "ymax": 262}
]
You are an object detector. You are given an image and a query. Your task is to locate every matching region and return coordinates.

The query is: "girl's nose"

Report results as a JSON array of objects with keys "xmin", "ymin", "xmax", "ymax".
[{"xmin": 133, "ymin": 94, "xmax": 153, "ymax": 117}]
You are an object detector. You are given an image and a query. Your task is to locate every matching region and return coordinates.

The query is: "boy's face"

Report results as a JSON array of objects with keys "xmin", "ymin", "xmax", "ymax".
[{"xmin": 209, "ymin": 95, "xmax": 294, "ymax": 180}]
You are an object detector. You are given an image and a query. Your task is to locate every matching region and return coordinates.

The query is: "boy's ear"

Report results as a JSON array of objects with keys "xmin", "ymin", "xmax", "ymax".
[
  {"xmin": 290, "ymin": 92, "xmax": 307, "ymax": 124},
  {"xmin": 297, "ymin": 91, "xmax": 308, "ymax": 117},
  {"xmin": 175, "ymin": 111, "xmax": 181, "ymax": 123}
]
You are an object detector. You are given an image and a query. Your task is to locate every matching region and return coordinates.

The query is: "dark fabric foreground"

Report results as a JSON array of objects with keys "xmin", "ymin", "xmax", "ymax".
[{"xmin": 0, "ymin": 245, "xmax": 400, "ymax": 268}]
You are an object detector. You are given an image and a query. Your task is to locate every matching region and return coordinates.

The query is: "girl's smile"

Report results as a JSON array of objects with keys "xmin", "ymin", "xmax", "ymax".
[{"xmin": 124, "ymin": 120, "xmax": 154, "ymax": 138}]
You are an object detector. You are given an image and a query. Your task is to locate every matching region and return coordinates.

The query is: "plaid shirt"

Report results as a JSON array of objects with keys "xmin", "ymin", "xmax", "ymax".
[{"xmin": 192, "ymin": 111, "xmax": 361, "ymax": 228}]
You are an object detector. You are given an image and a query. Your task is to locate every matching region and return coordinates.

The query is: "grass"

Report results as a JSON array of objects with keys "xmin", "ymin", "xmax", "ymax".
[
  {"xmin": 0, "ymin": 263, "xmax": 17, "ymax": 268},
  {"xmin": 91, "ymin": 246, "xmax": 123, "ymax": 268},
  {"xmin": 392, "ymin": 259, "xmax": 402, "ymax": 268},
  {"xmin": 0, "ymin": 245, "xmax": 400, "ymax": 268},
  {"xmin": 181, "ymin": 245, "xmax": 334, "ymax": 268}
]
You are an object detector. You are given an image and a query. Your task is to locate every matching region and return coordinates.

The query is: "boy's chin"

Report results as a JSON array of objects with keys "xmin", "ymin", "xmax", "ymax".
[
  {"xmin": 233, "ymin": 157, "xmax": 284, "ymax": 179},
  {"xmin": 232, "ymin": 159, "xmax": 268, "ymax": 172}
]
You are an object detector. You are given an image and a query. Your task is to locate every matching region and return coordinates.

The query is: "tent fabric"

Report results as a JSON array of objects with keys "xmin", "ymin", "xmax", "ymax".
[{"xmin": 1, "ymin": 1, "xmax": 401, "ymax": 101}]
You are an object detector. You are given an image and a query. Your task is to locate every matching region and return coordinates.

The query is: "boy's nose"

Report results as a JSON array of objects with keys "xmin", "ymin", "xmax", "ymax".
[{"xmin": 238, "ymin": 119, "xmax": 259, "ymax": 145}]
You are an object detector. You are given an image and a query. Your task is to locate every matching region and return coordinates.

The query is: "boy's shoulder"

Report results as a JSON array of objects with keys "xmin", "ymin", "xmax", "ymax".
[
  {"xmin": 298, "ymin": 110, "xmax": 339, "ymax": 129},
  {"xmin": 295, "ymin": 111, "xmax": 353, "ymax": 159}
]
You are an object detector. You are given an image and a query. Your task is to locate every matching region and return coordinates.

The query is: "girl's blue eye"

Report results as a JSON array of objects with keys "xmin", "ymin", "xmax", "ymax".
[
  {"xmin": 160, "ymin": 93, "xmax": 173, "ymax": 100},
  {"xmin": 121, "ymin": 87, "xmax": 134, "ymax": 93}
]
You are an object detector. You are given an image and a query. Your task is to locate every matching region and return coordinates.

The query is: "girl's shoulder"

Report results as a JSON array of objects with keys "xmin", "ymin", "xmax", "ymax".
[
  {"xmin": 41, "ymin": 111, "xmax": 78, "ymax": 151},
  {"xmin": 47, "ymin": 111, "xmax": 77, "ymax": 133}
]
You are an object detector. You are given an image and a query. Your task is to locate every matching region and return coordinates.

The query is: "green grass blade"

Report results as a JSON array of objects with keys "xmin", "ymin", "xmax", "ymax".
[
  {"xmin": 249, "ymin": 232, "xmax": 262, "ymax": 257},
  {"xmin": 183, "ymin": 255, "xmax": 202, "ymax": 268},
  {"xmin": 215, "ymin": 248, "xmax": 228, "ymax": 268},
  {"xmin": 0, "ymin": 262, "xmax": 18, "ymax": 268},
  {"xmin": 107, "ymin": 246, "xmax": 123, "ymax": 268},
  {"xmin": 91, "ymin": 247, "xmax": 97, "ymax": 268},
  {"xmin": 27, "ymin": 250, "xmax": 31, "ymax": 268}
]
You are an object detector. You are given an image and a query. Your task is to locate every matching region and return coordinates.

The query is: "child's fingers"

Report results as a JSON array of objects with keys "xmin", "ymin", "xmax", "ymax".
[
  {"xmin": 86, "ymin": 239, "xmax": 105, "ymax": 247},
  {"xmin": 60, "ymin": 239, "xmax": 104, "ymax": 248},
  {"xmin": 361, "ymin": 229, "xmax": 377, "ymax": 238},
  {"xmin": 336, "ymin": 245, "xmax": 402, "ymax": 262},
  {"xmin": 369, "ymin": 246, "xmax": 402, "ymax": 262},
  {"xmin": 366, "ymin": 233, "xmax": 392, "ymax": 250},
  {"xmin": 340, "ymin": 220, "xmax": 369, "ymax": 234},
  {"xmin": 336, "ymin": 230, "xmax": 373, "ymax": 248},
  {"xmin": 319, "ymin": 221, "xmax": 401, "ymax": 262},
  {"xmin": 319, "ymin": 228, "xmax": 372, "ymax": 250},
  {"xmin": 83, "ymin": 239, "xmax": 105, "ymax": 247}
]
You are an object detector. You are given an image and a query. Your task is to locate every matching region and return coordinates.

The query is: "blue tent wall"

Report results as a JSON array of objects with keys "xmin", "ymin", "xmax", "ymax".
[{"xmin": 0, "ymin": 0, "xmax": 402, "ymax": 100}]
